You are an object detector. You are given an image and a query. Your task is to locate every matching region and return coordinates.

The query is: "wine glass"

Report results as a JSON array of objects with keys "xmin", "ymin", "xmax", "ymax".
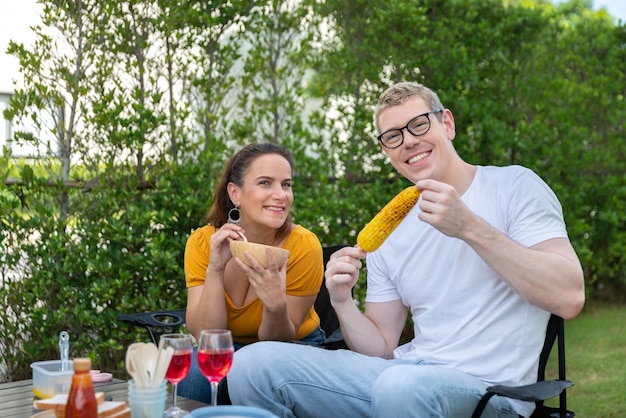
[
  {"xmin": 159, "ymin": 333, "xmax": 193, "ymax": 418},
  {"xmin": 197, "ymin": 329, "xmax": 234, "ymax": 407}
]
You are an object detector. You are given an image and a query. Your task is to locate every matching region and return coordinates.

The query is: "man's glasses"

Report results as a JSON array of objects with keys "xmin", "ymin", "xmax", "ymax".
[{"xmin": 377, "ymin": 109, "xmax": 443, "ymax": 149}]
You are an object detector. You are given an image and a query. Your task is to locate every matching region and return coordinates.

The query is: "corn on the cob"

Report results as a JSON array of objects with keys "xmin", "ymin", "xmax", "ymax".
[{"xmin": 356, "ymin": 186, "xmax": 420, "ymax": 252}]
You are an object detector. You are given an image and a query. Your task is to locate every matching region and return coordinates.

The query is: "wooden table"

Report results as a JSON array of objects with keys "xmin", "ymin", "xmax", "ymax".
[{"xmin": 0, "ymin": 378, "xmax": 208, "ymax": 417}]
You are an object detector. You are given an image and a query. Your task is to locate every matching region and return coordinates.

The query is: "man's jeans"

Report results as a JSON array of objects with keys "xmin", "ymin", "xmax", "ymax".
[{"xmin": 228, "ymin": 341, "xmax": 524, "ymax": 418}]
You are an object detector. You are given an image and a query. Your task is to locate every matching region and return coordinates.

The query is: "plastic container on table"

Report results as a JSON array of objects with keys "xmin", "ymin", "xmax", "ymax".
[{"xmin": 31, "ymin": 360, "xmax": 74, "ymax": 399}]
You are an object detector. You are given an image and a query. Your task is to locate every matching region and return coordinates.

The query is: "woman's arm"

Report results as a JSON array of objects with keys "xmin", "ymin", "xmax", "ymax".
[
  {"xmin": 185, "ymin": 224, "xmax": 245, "ymax": 341},
  {"xmin": 258, "ymin": 293, "xmax": 317, "ymax": 341}
]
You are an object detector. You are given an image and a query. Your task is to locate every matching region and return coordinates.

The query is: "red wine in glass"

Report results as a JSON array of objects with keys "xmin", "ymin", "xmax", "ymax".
[
  {"xmin": 198, "ymin": 348, "xmax": 234, "ymax": 383},
  {"xmin": 198, "ymin": 329, "xmax": 234, "ymax": 406},
  {"xmin": 159, "ymin": 334, "xmax": 193, "ymax": 418},
  {"xmin": 166, "ymin": 349, "xmax": 192, "ymax": 384}
]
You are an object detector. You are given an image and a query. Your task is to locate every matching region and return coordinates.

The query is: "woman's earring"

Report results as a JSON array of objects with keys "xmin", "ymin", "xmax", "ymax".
[{"xmin": 227, "ymin": 203, "xmax": 241, "ymax": 225}]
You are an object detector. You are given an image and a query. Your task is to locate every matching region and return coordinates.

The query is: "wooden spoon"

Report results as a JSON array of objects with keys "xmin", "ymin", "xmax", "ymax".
[
  {"xmin": 142, "ymin": 343, "xmax": 159, "ymax": 385},
  {"xmin": 153, "ymin": 346, "xmax": 174, "ymax": 384},
  {"xmin": 125, "ymin": 343, "xmax": 145, "ymax": 386}
]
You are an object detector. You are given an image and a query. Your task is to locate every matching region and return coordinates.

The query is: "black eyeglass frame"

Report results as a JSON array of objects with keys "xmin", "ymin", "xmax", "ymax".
[{"xmin": 377, "ymin": 109, "xmax": 444, "ymax": 149}]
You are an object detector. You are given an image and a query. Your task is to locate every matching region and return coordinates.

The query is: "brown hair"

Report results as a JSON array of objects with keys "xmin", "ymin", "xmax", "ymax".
[
  {"xmin": 374, "ymin": 82, "xmax": 444, "ymax": 133},
  {"xmin": 206, "ymin": 143, "xmax": 295, "ymax": 241}
]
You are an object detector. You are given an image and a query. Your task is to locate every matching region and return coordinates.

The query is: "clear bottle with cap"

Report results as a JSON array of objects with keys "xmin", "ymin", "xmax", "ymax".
[{"xmin": 65, "ymin": 357, "xmax": 97, "ymax": 418}]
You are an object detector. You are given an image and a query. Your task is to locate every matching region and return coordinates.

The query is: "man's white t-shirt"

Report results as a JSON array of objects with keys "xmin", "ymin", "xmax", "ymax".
[{"xmin": 365, "ymin": 165, "xmax": 568, "ymax": 417}]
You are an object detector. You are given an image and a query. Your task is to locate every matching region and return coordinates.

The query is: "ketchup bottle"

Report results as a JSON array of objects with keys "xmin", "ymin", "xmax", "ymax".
[{"xmin": 65, "ymin": 357, "xmax": 97, "ymax": 418}]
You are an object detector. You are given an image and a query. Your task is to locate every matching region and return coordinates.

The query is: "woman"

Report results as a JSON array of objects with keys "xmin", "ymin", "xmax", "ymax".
[{"xmin": 178, "ymin": 143, "xmax": 325, "ymax": 404}]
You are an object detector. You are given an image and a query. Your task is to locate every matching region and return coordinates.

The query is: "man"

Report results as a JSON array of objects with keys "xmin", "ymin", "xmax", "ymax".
[{"xmin": 227, "ymin": 81, "xmax": 585, "ymax": 417}]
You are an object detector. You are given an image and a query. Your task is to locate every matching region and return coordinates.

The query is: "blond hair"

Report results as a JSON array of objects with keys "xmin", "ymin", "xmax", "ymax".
[{"xmin": 374, "ymin": 82, "xmax": 444, "ymax": 133}]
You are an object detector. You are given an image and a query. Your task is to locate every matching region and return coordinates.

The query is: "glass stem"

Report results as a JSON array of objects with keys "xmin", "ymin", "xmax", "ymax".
[
  {"xmin": 211, "ymin": 381, "xmax": 219, "ymax": 407},
  {"xmin": 172, "ymin": 383, "xmax": 178, "ymax": 407}
]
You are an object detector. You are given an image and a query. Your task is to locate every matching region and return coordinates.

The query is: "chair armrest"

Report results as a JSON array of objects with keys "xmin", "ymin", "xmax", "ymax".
[
  {"xmin": 116, "ymin": 309, "xmax": 187, "ymax": 344},
  {"xmin": 486, "ymin": 380, "xmax": 573, "ymax": 402},
  {"xmin": 471, "ymin": 380, "xmax": 573, "ymax": 418},
  {"xmin": 116, "ymin": 309, "xmax": 186, "ymax": 328}
]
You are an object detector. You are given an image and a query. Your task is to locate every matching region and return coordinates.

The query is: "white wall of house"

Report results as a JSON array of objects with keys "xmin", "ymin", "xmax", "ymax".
[{"xmin": 1, "ymin": 0, "xmax": 45, "ymax": 158}]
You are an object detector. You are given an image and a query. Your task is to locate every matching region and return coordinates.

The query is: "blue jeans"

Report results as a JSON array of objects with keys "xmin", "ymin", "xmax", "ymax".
[
  {"xmin": 178, "ymin": 328, "xmax": 325, "ymax": 404},
  {"xmin": 228, "ymin": 341, "xmax": 524, "ymax": 418}
]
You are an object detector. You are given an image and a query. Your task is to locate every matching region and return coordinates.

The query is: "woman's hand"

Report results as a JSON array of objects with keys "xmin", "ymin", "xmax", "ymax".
[
  {"xmin": 207, "ymin": 224, "xmax": 246, "ymax": 274},
  {"xmin": 234, "ymin": 248, "xmax": 288, "ymax": 312}
]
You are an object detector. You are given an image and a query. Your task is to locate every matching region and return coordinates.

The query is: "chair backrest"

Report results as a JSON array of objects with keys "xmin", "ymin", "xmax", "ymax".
[
  {"xmin": 537, "ymin": 314, "xmax": 563, "ymax": 381},
  {"xmin": 534, "ymin": 314, "xmax": 572, "ymax": 418},
  {"xmin": 315, "ymin": 244, "xmax": 349, "ymax": 336}
]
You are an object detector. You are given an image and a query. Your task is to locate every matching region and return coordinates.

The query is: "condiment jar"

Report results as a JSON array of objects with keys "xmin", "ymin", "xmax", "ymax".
[{"xmin": 65, "ymin": 357, "xmax": 97, "ymax": 418}]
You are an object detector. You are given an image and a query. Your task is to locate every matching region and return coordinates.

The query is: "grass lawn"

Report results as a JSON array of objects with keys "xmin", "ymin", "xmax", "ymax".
[{"xmin": 545, "ymin": 302, "xmax": 626, "ymax": 417}]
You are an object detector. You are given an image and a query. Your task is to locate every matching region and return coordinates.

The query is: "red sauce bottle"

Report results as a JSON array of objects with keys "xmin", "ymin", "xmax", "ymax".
[{"xmin": 65, "ymin": 357, "xmax": 97, "ymax": 418}]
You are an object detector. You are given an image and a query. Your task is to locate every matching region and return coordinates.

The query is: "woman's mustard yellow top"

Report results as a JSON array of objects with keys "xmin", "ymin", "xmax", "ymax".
[{"xmin": 184, "ymin": 224, "xmax": 323, "ymax": 345}]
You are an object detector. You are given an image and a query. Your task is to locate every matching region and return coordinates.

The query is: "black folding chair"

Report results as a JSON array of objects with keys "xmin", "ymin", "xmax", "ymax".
[
  {"xmin": 116, "ymin": 244, "xmax": 350, "ymax": 346},
  {"xmin": 471, "ymin": 314, "xmax": 575, "ymax": 418}
]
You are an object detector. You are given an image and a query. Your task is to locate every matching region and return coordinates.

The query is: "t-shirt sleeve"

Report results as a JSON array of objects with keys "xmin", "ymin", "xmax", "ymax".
[
  {"xmin": 507, "ymin": 169, "xmax": 568, "ymax": 248},
  {"xmin": 184, "ymin": 226, "xmax": 215, "ymax": 288},
  {"xmin": 365, "ymin": 247, "xmax": 402, "ymax": 303},
  {"xmin": 284, "ymin": 227, "xmax": 324, "ymax": 297}
]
